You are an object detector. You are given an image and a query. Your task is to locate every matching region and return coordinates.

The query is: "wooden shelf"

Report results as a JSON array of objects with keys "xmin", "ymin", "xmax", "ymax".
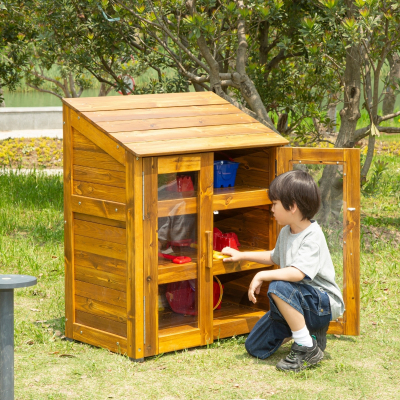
[
  {"xmin": 157, "ymin": 185, "xmax": 271, "ymax": 217},
  {"xmin": 213, "ymin": 185, "xmax": 271, "ymax": 211},
  {"xmin": 158, "ymin": 259, "xmax": 198, "ymax": 284},
  {"xmin": 213, "ymin": 302, "xmax": 265, "ymax": 339},
  {"xmin": 158, "ymin": 246, "xmax": 274, "ymax": 283},
  {"xmin": 158, "ymin": 301, "xmax": 266, "ymax": 339},
  {"xmin": 213, "ymin": 245, "xmax": 274, "ymax": 275}
]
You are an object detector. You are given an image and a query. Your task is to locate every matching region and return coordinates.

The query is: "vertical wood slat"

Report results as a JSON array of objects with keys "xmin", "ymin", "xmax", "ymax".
[
  {"xmin": 268, "ymin": 147, "xmax": 278, "ymax": 267},
  {"xmin": 143, "ymin": 157, "xmax": 159, "ymax": 357},
  {"xmin": 343, "ymin": 149, "xmax": 360, "ymax": 335},
  {"xmin": 276, "ymin": 147, "xmax": 292, "ymax": 237},
  {"xmin": 63, "ymin": 105, "xmax": 74, "ymax": 338},
  {"xmin": 198, "ymin": 152, "xmax": 214, "ymax": 346},
  {"xmin": 126, "ymin": 153, "xmax": 144, "ymax": 360}
]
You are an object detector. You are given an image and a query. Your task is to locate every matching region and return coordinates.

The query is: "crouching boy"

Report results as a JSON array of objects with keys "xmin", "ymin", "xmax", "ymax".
[{"xmin": 221, "ymin": 170, "xmax": 344, "ymax": 372}]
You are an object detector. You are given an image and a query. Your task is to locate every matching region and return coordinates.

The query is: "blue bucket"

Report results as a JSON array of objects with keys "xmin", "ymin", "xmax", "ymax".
[{"xmin": 214, "ymin": 160, "xmax": 240, "ymax": 188}]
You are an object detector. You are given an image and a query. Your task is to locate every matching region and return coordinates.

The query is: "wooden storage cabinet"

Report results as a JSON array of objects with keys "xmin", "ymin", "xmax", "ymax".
[{"xmin": 63, "ymin": 93, "xmax": 360, "ymax": 361}]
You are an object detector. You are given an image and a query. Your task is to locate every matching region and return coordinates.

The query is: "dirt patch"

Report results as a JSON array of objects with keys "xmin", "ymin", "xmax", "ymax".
[
  {"xmin": 361, "ymin": 224, "xmax": 400, "ymax": 250},
  {"xmin": 0, "ymin": 137, "xmax": 63, "ymax": 169}
]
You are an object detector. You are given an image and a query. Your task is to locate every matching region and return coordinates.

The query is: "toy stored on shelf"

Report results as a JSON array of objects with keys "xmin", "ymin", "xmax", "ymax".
[
  {"xmin": 213, "ymin": 160, "xmax": 240, "ymax": 188},
  {"xmin": 166, "ymin": 176, "xmax": 194, "ymax": 192},
  {"xmin": 213, "ymin": 227, "xmax": 240, "ymax": 251},
  {"xmin": 159, "ymin": 252, "xmax": 192, "ymax": 264},
  {"xmin": 165, "ymin": 278, "xmax": 223, "ymax": 315}
]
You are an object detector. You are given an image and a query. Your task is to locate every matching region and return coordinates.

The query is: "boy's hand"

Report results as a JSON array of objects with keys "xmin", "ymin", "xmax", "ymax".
[
  {"xmin": 220, "ymin": 247, "xmax": 242, "ymax": 262},
  {"xmin": 248, "ymin": 273, "xmax": 263, "ymax": 304}
]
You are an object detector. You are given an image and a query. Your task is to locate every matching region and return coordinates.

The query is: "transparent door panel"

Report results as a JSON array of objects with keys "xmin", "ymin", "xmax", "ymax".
[
  {"xmin": 158, "ymin": 172, "xmax": 198, "ymax": 201},
  {"xmin": 157, "ymin": 171, "xmax": 199, "ymax": 330},
  {"xmin": 293, "ymin": 163, "xmax": 344, "ymax": 316}
]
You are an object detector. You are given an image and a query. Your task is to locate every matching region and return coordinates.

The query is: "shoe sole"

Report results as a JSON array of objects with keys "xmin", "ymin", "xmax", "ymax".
[{"xmin": 276, "ymin": 348, "xmax": 324, "ymax": 373}]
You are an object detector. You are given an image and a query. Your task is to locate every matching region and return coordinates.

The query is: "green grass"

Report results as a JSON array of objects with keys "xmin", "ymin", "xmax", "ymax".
[{"xmin": 1, "ymin": 154, "xmax": 400, "ymax": 399}]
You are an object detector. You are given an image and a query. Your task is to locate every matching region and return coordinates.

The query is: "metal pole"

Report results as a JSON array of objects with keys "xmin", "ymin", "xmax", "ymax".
[{"xmin": 0, "ymin": 289, "xmax": 14, "ymax": 400}]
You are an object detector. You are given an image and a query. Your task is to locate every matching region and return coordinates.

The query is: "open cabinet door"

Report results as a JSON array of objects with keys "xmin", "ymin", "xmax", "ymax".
[{"xmin": 277, "ymin": 147, "xmax": 360, "ymax": 336}]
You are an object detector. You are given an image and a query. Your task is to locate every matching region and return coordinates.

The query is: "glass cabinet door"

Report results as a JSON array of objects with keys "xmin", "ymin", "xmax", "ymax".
[
  {"xmin": 277, "ymin": 147, "xmax": 360, "ymax": 337},
  {"xmin": 143, "ymin": 153, "xmax": 213, "ymax": 356}
]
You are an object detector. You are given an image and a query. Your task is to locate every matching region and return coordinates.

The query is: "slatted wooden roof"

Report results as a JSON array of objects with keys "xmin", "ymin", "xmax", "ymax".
[{"xmin": 63, "ymin": 92, "xmax": 288, "ymax": 157}]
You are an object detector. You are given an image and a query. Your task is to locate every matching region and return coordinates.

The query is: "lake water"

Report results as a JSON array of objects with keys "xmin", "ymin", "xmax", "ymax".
[{"xmin": 2, "ymin": 88, "xmax": 121, "ymax": 107}]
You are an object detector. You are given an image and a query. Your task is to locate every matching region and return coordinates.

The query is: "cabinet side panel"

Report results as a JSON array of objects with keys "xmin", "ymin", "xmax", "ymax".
[
  {"xmin": 63, "ymin": 105, "xmax": 74, "ymax": 338},
  {"xmin": 69, "ymin": 129, "xmax": 129, "ymax": 345}
]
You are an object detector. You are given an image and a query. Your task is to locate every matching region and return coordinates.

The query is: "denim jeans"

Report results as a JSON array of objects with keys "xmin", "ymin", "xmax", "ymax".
[{"xmin": 245, "ymin": 280, "xmax": 331, "ymax": 359}]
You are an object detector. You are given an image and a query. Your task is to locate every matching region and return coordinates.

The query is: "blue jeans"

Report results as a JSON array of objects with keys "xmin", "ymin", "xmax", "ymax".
[{"xmin": 245, "ymin": 280, "xmax": 331, "ymax": 359}]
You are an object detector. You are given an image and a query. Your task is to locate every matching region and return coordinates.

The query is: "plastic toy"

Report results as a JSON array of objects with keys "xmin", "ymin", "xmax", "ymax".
[
  {"xmin": 159, "ymin": 252, "xmax": 192, "ymax": 264},
  {"xmin": 214, "ymin": 160, "xmax": 240, "ymax": 188}
]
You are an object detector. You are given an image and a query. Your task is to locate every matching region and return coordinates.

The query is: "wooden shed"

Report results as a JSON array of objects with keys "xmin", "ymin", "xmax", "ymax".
[{"xmin": 62, "ymin": 92, "xmax": 360, "ymax": 361}]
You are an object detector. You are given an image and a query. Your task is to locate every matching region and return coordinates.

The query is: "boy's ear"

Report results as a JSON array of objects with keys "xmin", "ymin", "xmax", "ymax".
[{"xmin": 290, "ymin": 202, "xmax": 298, "ymax": 214}]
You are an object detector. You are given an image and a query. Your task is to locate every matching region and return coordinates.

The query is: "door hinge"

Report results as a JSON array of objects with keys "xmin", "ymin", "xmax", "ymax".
[
  {"xmin": 142, "ymin": 171, "xmax": 145, "ymax": 220},
  {"xmin": 143, "ymin": 295, "xmax": 146, "ymax": 344}
]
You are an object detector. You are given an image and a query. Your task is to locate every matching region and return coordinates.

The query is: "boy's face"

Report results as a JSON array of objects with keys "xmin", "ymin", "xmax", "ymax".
[{"xmin": 271, "ymin": 200, "xmax": 295, "ymax": 226}]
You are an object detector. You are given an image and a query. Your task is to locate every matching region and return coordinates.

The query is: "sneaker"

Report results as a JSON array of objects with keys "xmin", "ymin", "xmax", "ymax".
[
  {"xmin": 310, "ymin": 323, "xmax": 330, "ymax": 351},
  {"xmin": 276, "ymin": 337, "xmax": 323, "ymax": 372}
]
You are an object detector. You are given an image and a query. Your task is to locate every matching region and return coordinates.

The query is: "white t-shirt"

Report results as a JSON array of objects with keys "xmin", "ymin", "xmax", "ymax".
[{"xmin": 270, "ymin": 221, "xmax": 345, "ymax": 320}]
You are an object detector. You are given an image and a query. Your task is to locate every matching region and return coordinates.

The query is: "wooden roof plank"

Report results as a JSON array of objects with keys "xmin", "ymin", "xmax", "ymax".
[
  {"xmin": 63, "ymin": 92, "xmax": 228, "ymax": 113},
  {"xmin": 95, "ymin": 113, "xmax": 258, "ymax": 133},
  {"xmin": 112, "ymin": 123, "xmax": 274, "ymax": 143},
  {"xmin": 82, "ymin": 104, "xmax": 240, "ymax": 123},
  {"xmin": 124, "ymin": 133, "xmax": 289, "ymax": 157}
]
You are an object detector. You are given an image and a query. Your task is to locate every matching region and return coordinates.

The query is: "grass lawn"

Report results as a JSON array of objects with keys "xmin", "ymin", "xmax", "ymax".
[{"xmin": 0, "ymin": 148, "xmax": 399, "ymax": 399}]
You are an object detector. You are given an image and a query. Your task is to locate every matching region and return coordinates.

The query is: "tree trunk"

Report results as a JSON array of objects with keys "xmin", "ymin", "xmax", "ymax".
[
  {"xmin": 360, "ymin": 56, "xmax": 375, "ymax": 184},
  {"xmin": 318, "ymin": 44, "xmax": 362, "ymax": 225},
  {"xmin": 0, "ymin": 85, "xmax": 5, "ymax": 107},
  {"xmin": 382, "ymin": 53, "xmax": 400, "ymax": 116}
]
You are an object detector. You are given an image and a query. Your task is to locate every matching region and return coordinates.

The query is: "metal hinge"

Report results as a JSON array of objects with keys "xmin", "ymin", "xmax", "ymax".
[
  {"xmin": 142, "ymin": 172, "xmax": 145, "ymax": 220},
  {"xmin": 347, "ymin": 208, "xmax": 356, "ymax": 211},
  {"xmin": 143, "ymin": 296, "xmax": 146, "ymax": 344}
]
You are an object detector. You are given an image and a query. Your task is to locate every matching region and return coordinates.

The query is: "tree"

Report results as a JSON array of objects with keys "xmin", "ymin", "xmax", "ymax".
[
  {"xmin": 298, "ymin": 0, "xmax": 400, "ymax": 223},
  {"xmin": 0, "ymin": 0, "xmax": 36, "ymax": 105}
]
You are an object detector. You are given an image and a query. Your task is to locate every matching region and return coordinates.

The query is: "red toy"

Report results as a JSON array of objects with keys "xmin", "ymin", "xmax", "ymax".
[
  {"xmin": 166, "ymin": 176, "xmax": 194, "ymax": 192},
  {"xmin": 159, "ymin": 252, "xmax": 192, "ymax": 264},
  {"xmin": 166, "ymin": 279, "xmax": 223, "ymax": 315},
  {"xmin": 213, "ymin": 227, "xmax": 240, "ymax": 251}
]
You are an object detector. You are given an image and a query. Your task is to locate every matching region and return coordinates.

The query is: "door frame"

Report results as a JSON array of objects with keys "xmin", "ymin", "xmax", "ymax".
[
  {"xmin": 277, "ymin": 147, "xmax": 360, "ymax": 336},
  {"xmin": 143, "ymin": 152, "xmax": 214, "ymax": 357}
]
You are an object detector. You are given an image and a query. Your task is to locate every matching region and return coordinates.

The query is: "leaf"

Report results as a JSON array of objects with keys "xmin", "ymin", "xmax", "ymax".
[
  {"xmin": 370, "ymin": 122, "xmax": 380, "ymax": 137},
  {"xmin": 26, "ymin": 339, "xmax": 35, "ymax": 345},
  {"xmin": 59, "ymin": 354, "xmax": 76, "ymax": 358},
  {"xmin": 30, "ymin": 308, "xmax": 40, "ymax": 312}
]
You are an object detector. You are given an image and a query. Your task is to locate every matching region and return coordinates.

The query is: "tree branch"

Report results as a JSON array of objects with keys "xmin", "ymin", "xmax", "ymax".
[
  {"xmin": 26, "ymin": 84, "xmax": 63, "ymax": 99},
  {"xmin": 378, "ymin": 110, "xmax": 400, "ymax": 123}
]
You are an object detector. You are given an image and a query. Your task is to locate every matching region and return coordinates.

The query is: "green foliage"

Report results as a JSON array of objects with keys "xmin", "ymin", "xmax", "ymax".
[{"xmin": 361, "ymin": 159, "xmax": 390, "ymax": 196}]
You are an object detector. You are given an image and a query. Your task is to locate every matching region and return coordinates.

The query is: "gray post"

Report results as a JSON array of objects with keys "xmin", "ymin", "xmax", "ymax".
[
  {"xmin": 0, "ymin": 289, "xmax": 14, "ymax": 400},
  {"xmin": 0, "ymin": 275, "xmax": 37, "ymax": 400}
]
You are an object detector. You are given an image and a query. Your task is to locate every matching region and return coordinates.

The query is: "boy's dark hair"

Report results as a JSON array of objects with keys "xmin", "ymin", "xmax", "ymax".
[{"xmin": 269, "ymin": 170, "xmax": 321, "ymax": 220}]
